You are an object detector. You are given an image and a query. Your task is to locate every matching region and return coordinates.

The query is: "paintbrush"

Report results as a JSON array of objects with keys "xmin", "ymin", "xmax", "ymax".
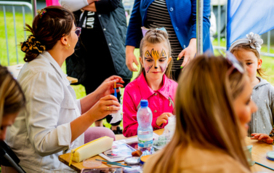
[
  {"xmin": 95, "ymin": 159, "xmax": 131, "ymax": 168},
  {"xmin": 114, "ymin": 82, "xmax": 117, "ymax": 98},
  {"xmin": 255, "ymin": 161, "xmax": 274, "ymax": 171}
]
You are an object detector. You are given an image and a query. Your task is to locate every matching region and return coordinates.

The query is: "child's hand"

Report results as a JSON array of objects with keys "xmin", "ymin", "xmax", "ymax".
[
  {"xmin": 251, "ymin": 133, "xmax": 273, "ymax": 144},
  {"xmin": 156, "ymin": 113, "xmax": 172, "ymax": 126}
]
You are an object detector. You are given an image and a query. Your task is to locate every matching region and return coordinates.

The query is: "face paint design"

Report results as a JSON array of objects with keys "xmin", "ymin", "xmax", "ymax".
[
  {"xmin": 144, "ymin": 50, "xmax": 153, "ymax": 73},
  {"xmin": 159, "ymin": 49, "xmax": 167, "ymax": 72},
  {"xmin": 143, "ymin": 48, "xmax": 168, "ymax": 73}
]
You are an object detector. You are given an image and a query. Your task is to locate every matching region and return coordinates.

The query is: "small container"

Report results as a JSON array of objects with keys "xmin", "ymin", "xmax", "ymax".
[
  {"xmin": 245, "ymin": 145, "xmax": 255, "ymax": 166},
  {"xmin": 140, "ymin": 155, "xmax": 151, "ymax": 165},
  {"xmin": 124, "ymin": 156, "xmax": 140, "ymax": 165},
  {"xmin": 266, "ymin": 151, "xmax": 274, "ymax": 161}
]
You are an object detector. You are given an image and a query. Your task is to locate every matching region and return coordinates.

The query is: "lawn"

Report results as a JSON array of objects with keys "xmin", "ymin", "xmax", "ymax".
[{"xmin": 1, "ymin": 11, "xmax": 274, "ymax": 128}]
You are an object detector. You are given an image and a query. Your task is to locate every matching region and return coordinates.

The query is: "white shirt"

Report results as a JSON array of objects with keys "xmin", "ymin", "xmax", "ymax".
[
  {"xmin": 59, "ymin": 0, "xmax": 89, "ymax": 12},
  {"xmin": 6, "ymin": 51, "xmax": 83, "ymax": 173}
]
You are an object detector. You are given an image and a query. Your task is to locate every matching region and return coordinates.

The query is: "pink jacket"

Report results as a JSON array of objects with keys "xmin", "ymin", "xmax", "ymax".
[{"xmin": 123, "ymin": 73, "xmax": 178, "ymax": 137}]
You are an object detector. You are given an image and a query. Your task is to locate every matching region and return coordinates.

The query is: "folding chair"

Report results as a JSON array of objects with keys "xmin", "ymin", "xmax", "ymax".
[{"xmin": 0, "ymin": 141, "xmax": 26, "ymax": 173}]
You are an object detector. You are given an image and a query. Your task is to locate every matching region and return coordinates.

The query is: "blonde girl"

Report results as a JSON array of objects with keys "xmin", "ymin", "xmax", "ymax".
[
  {"xmin": 123, "ymin": 29, "xmax": 178, "ymax": 137},
  {"xmin": 230, "ymin": 33, "xmax": 274, "ymax": 137},
  {"xmin": 0, "ymin": 65, "xmax": 25, "ymax": 140}
]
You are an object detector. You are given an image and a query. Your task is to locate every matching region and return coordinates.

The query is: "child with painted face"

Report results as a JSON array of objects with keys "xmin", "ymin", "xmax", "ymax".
[
  {"xmin": 230, "ymin": 33, "xmax": 274, "ymax": 142},
  {"xmin": 123, "ymin": 29, "xmax": 178, "ymax": 137}
]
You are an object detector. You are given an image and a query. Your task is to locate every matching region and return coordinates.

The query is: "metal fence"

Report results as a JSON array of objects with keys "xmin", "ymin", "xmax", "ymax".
[
  {"xmin": 0, "ymin": 1, "xmax": 32, "ymax": 66},
  {"xmin": 1, "ymin": 0, "xmax": 274, "ymax": 67}
]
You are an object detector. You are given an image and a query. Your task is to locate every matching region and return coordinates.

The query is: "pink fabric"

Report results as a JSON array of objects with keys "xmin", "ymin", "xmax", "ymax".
[
  {"xmin": 46, "ymin": 0, "xmax": 60, "ymax": 6},
  {"xmin": 84, "ymin": 127, "xmax": 115, "ymax": 143},
  {"xmin": 123, "ymin": 73, "xmax": 178, "ymax": 137}
]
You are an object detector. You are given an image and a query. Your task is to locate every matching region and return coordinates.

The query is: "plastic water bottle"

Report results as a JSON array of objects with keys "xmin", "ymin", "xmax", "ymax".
[{"xmin": 137, "ymin": 100, "xmax": 153, "ymax": 152}]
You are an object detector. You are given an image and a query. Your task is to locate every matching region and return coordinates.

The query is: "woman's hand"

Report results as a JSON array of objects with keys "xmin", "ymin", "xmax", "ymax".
[
  {"xmin": 94, "ymin": 75, "xmax": 124, "ymax": 98},
  {"xmin": 251, "ymin": 133, "xmax": 273, "ymax": 144},
  {"xmin": 71, "ymin": 95, "xmax": 119, "ymax": 142},
  {"xmin": 178, "ymin": 38, "xmax": 197, "ymax": 68},
  {"xmin": 88, "ymin": 95, "xmax": 120, "ymax": 121},
  {"xmin": 126, "ymin": 46, "xmax": 139, "ymax": 72},
  {"xmin": 82, "ymin": 2, "xmax": 97, "ymax": 12},
  {"xmin": 156, "ymin": 113, "xmax": 172, "ymax": 126}
]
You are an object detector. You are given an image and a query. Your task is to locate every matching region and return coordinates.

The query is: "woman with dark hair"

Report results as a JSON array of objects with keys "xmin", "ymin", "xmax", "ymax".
[{"xmin": 6, "ymin": 6, "xmax": 122, "ymax": 172}]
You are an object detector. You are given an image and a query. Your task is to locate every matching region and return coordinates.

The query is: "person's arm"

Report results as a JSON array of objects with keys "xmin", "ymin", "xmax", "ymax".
[
  {"xmin": 26, "ymin": 72, "xmax": 120, "ymax": 155},
  {"xmin": 125, "ymin": 0, "xmax": 142, "ymax": 71},
  {"xmin": 59, "ymin": 0, "xmax": 94, "ymax": 12},
  {"xmin": 251, "ymin": 133, "xmax": 273, "ymax": 144},
  {"xmin": 123, "ymin": 88, "xmax": 139, "ymax": 137},
  {"xmin": 94, "ymin": 0, "xmax": 120, "ymax": 13},
  {"xmin": 70, "ymin": 95, "xmax": 120, "ymax": 142},
  {"xmin": 125, "ymin": 0, "xmax": 142, "ymax": 48},
  {"xmin": 189, "ymin": 0, "xmax": 210, "ymax": 40},
  {"xmin": 179, "ymin": 0, "xmax": 211, "ymax": 67}
]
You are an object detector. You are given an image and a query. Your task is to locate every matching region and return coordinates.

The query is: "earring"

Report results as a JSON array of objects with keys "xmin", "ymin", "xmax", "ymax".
[{"xmin": 65, "ymin": 44, "xmax": 70, "ymax": 49}]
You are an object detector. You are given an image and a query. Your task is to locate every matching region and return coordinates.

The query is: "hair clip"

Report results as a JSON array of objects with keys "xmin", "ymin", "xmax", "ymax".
[
  {"xmin": 155, "ymin": 27, "xmax": 167, "ymax": 33},
  {"xmin": 37, "ymin": 9, "xmax": 46, "ymax": 18},
  {"xmin": 141, "ymin": 27, "xmax": 168, "ymax": 37},
  {"xmin": 246, "ymin": 32, "xmax": 263, "ymax": 52}
]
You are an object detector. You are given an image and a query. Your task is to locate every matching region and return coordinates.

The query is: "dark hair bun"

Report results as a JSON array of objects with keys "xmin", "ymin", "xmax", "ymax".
[{"xmin": 22, "ymin": 6, "xmax": 75, "ymax": 62}]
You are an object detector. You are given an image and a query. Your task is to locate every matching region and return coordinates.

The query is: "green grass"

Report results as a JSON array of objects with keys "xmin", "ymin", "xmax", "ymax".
[{"xmin": 2, "ymin": 12, "xmax": 274, "ymax": 128}]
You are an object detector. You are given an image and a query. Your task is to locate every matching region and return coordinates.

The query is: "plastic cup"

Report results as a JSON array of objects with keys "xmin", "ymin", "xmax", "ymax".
[{"xmin": 246, "ymin": 145, "xmax": 255, "ymax": 166}]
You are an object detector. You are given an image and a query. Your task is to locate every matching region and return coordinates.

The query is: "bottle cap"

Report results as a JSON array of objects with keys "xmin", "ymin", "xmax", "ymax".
[
  {"xmin": 266, "ymin": 151, "xmax": 274, "ymax": 161},
  {"xmin": 140, "ymin": 100, "xmax": 148, "ymax": 107}
]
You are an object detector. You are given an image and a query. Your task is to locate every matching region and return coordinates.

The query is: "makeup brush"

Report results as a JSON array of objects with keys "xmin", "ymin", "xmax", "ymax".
[{"xmin": 114, "ymin": 82, "xmax": 117, "ymax": 98}]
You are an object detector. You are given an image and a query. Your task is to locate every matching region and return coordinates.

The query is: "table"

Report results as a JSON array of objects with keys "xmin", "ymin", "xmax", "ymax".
[
  {"xmin": 59, "ymin": 130, "xmax": 274, "ymax": 172},
  {"xmin": 247, "ymin": 138, "xmax": 274, "ymax": 172},
  {"xmin": 7, "ymin": 64, "xmax": 78, "ymax": 84}
]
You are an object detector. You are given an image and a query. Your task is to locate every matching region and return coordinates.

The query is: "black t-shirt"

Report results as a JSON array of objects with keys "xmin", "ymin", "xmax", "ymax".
[{"xmin": 83, "ymin": 11, "xmax": 100, "ymax": 30}]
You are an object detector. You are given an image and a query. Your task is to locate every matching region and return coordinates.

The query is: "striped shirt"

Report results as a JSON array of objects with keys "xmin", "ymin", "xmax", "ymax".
[{"xmin": 145, "ymin": 0, "xmax": 183, "ymax": 71}]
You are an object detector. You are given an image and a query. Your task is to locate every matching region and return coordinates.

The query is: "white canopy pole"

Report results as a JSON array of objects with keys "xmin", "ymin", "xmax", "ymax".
[
  {"xmin": 196, "ymin": 0, "xmax": 203, "ymax": 55},
  {"xmin": 31, "ymin": 0, "xmax": 37, "ymax": 18}
]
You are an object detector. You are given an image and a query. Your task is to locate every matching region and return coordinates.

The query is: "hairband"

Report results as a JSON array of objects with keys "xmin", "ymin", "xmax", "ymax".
[
  {"xmin": 141, "ymin": 27, "xmax": 168, "ymax": 37},
  {"xmin": 229, "ymin": 32, "xmax": 263, "ymax": 52},
  {"xmin": 155, "ymin": 27, "xmax": 167, "ymax": 33}
]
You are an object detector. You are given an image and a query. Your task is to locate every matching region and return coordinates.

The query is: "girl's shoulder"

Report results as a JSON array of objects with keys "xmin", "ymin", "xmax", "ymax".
[
  {"xmin": 255, "ymin": 77, "xmax": 274, "ymax": 92},
  {"xmin": 124, "ymin": 76, "xmax": 144, "ymax": 92},
  {"xmin": 165, "ymin": 77, "xmax": 178, "ymax": 89}
]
